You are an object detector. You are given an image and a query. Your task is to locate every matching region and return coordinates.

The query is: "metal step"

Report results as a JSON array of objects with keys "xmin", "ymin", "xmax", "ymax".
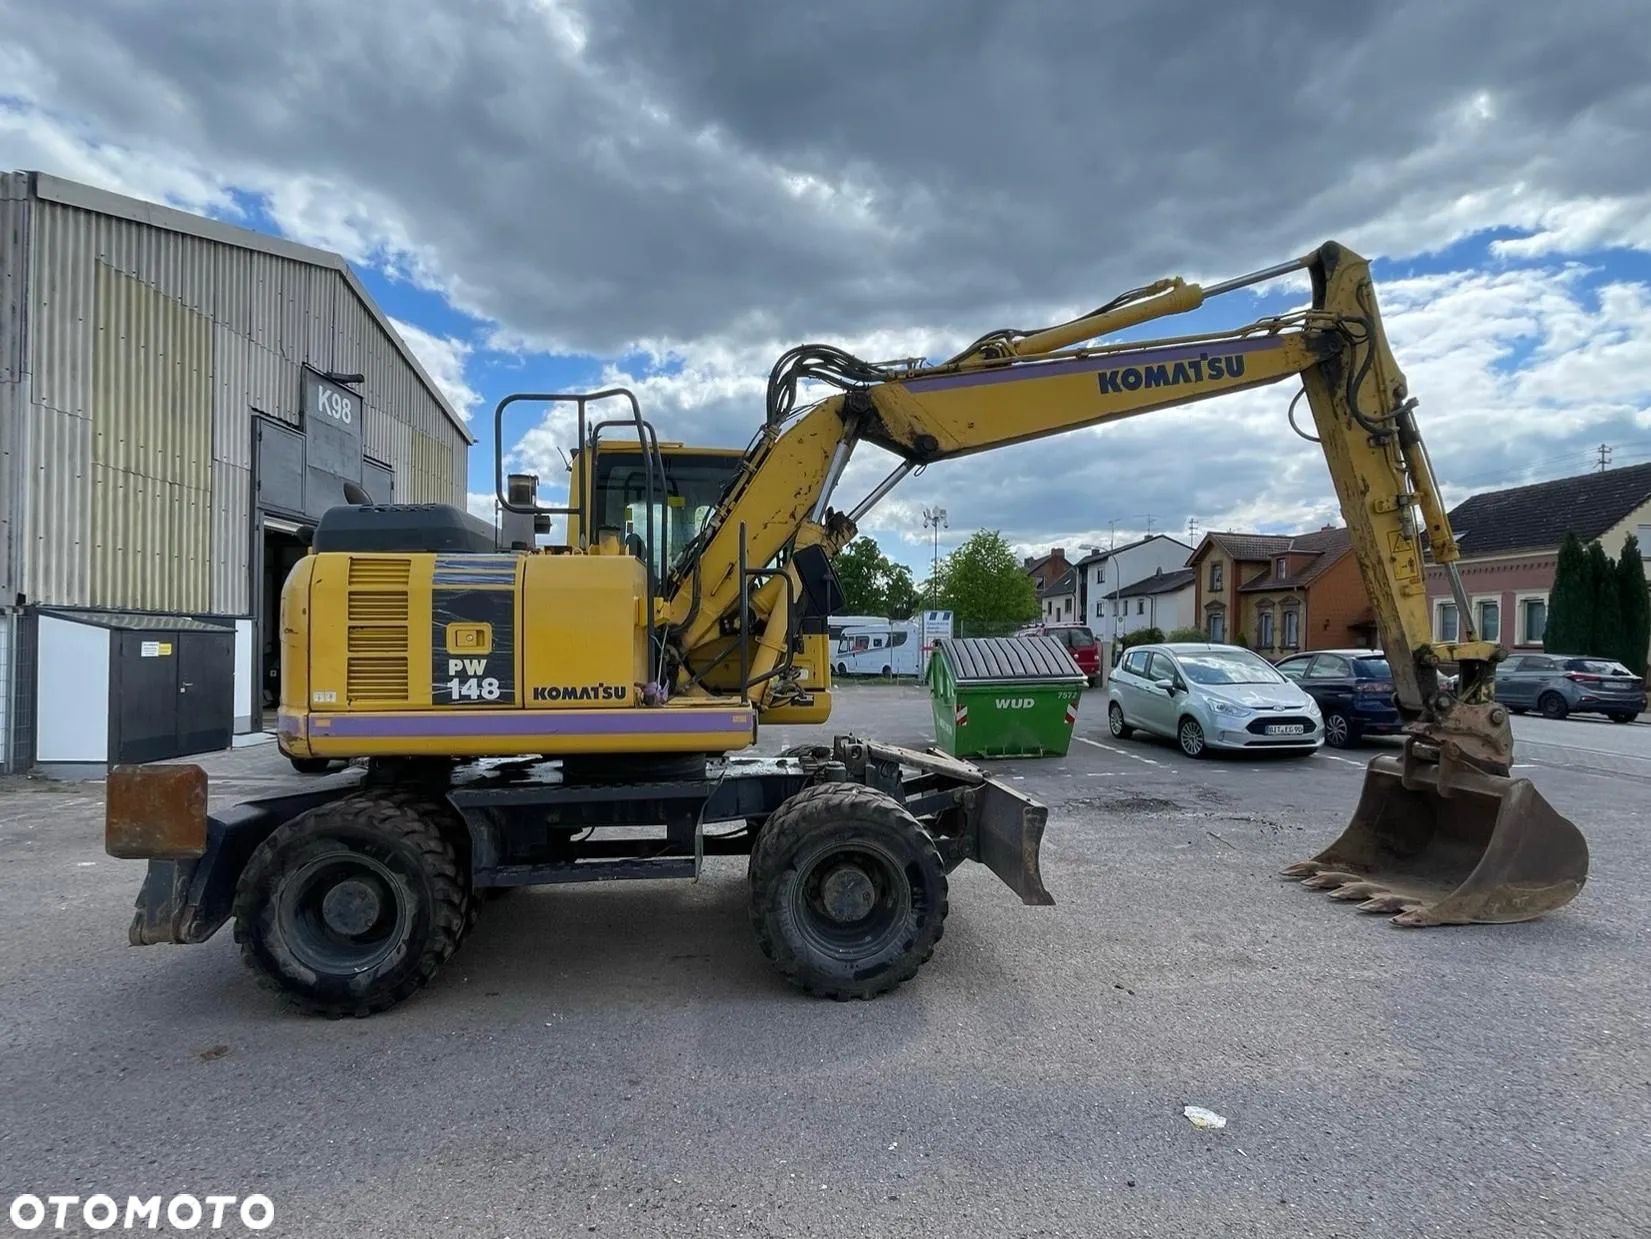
[{"xmin": 477, "ymin": 857, "xmax": 699, "ymax": 887}]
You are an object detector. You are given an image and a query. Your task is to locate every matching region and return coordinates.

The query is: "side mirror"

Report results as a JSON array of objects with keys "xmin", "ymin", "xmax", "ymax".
[{"xmin": 1154, "ymin": 678, "xmax": 1177, "ymax": 695}]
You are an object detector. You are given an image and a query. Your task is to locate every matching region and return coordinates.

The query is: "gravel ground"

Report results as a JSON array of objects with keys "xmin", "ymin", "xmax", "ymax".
[{"xmin": 0, "ymin": 685, "xmax": 1646, "ymax": 1237}]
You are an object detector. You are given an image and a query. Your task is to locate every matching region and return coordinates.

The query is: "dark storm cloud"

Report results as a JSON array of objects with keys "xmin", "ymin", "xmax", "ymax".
[{"xmin": 5, "ymin": 0, "xmax": 1648, "ymax": 357}]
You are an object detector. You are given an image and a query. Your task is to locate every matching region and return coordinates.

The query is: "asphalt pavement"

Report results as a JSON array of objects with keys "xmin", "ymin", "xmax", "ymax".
[{"xmin": 0, "ymin": 686, "xmax": 1647, "ymax": 1237}]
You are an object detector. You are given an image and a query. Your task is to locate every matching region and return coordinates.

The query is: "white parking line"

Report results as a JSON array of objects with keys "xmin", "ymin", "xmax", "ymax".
[
  {"xmin": 1076, "ymin": 736, "xmax": 1160, "ymax": 766},
  {"xmin": 1317, "ymin": 753, "xmax": 1364, "ymax": 766}
]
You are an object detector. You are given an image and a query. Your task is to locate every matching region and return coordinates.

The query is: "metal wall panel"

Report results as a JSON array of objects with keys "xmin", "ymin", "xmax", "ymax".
[
  {"xmin": 0, "ymin": 379, "xmax": 21, "ymax": 599},
  {"xmin": 303, "ymin": 266, "xmax": 336, "ymax": 368},
  {"xmin": 0, "ymin": 183, "xmax": 26, "ymax": 382},
  {"xmin": 246, "ymin": 341, "xmax": 299, "ymax": 426},
  {"xmin": 209, "ymin": 242, "xmax": 251, "ymax": 334},
  {"xmin": 90, "ymin": 265, "xmax": 212, "ymax": 611},
  {"xmin": 91, "ymin": 465, "xmax": 210, "ymax": 611},
  {"xmin": 210, "ymin": 459, "xmax": 251, "ymax": 614},
  {"xmin": 247, "ymin": 250, "xmax": 278, "ymax": 351},
  {"xmin": 211, "ymin": 323, "xmax": 253, "ymax": 467},
  {"xmin": 275, "ymin": 257, "xmax": 307, "ymax": 363},
  {"xmin": 28, "ymin": 202, "xmax": 95, "ymax": 419},
  {"xmin": 22, "ymin": 402, "xmax": 93, "ymax": 605},
  {"xmin": 138, "ymin": 224, "xmax": 214, "ymax": 314},
  {"xmin": 93, "ymin": 264, "xmax": 213, "ymax": 485}
]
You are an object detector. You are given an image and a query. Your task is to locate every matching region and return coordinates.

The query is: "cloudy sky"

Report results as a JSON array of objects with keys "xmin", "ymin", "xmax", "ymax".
[{"xmin": 4, "ymin": 0, "xmax": 1649, "ymax": 571}]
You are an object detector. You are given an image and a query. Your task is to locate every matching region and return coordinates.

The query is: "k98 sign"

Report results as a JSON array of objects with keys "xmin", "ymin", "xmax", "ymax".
[{"xmin": 302, "ymin": 369, "xmax": 364, "ymax": 478}]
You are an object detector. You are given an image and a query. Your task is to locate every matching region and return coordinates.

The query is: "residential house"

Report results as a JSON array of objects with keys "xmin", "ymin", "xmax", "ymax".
[
  {"xmin": 1076, "ymin": 535, "xmax": 1192, "ymax": 644},
  {"xmin": 1023, "ymin": 548, "xmax": 1072, "ymax": 592},
  {"xmin": 1024, "ymin": 548, "xmax": 1080, "ymax": 624},
  {"xmin": 1038, "ymin": 564, "xmax": 1079, "ymax": 623},
  {"xmin": 1112, "ymin": 567, "xmax": 1196, "ymax": 639},
  {"xmin": 1424, "ymin": 462, "xmax": 1651, "ymax": 652},
  {"xmin": 1188, "ymin": 528, "xmax": 1378, "ymax": 656}
]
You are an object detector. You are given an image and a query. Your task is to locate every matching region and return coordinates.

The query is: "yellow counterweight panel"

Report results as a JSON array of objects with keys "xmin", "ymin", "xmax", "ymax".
[{"xmin": 520, "ymin": 553, "xmax": 649, "ymax": 708}]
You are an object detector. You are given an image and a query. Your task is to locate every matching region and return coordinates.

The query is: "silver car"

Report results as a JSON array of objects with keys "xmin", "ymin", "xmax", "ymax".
[{"xmin": 1106, "ymin": 642, "xmax": 1324, "ymax": 757}]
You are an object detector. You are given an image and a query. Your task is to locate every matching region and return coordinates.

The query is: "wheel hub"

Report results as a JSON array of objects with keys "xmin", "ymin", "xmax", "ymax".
[
  {"xmin": 818, "ymin": 863, "xmax": 877, "ymax": 923},
  {"xmin": 322, "ymin": 878, "xmax": 383, "ymax": 936}
]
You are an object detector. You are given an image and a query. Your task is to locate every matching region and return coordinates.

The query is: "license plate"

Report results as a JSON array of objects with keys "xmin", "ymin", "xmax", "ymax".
[{"xmin": 1265, "ymin": 723, "xmax": 1306, "ymax": 735}]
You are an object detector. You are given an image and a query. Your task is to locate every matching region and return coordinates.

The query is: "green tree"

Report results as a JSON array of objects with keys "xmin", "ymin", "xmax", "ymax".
[
  {"xmin": 830, "ymin": 536, "xmax": 905, "ymax": 616},
  {"xmin": 885, "ymin": 563, "xmax": 920, "ymax": 620},
  {"xmin": 1543, "ymin": 531, "xmax": 1588, "ymax": 654},
  {"xmin": 1616, "ymin": 534, "xmax": 1650, "ymax": 676},
  {"xmin": 1585, "ymin": 540, "xmax": 1619, "ymax": 657},
  {"xmin": 933, "ymin": 530, "xmax": 1040, "ymax": 628},
  {"xmin": 1165, "ymin": 626, "xmax": 1207, "ymax": 642}
]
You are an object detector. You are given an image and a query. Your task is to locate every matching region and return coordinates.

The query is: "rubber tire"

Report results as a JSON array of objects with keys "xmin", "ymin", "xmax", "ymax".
[
  {"xmin": 1323, "ymin": 709, "xmax": 1356, "ymax": 749},
  {"xmin": 1509, "ymin": 706, "xmax": 1527, "ymax": 715},
  {"xmin": 233, "ymin": 792, "xmax": 468, "ymax": 1018},
  {"xmin": 289, "ymin": 756, "xmax": 333, "ymax": 775},
  {"xmin": 835, "ymin": 663, "xmax": 848, "ymax": 676},
  {"xmin": 1538, "ymin": 692, "xmax": 1569, "ymax": 720},
  {"xmin": 1178, "ymin": 715, "xmax": 1208, "ymax": 758},
  {"xmin": 748, "ymin": 782, "xmax": 948, "ymax": 1001},
  {"xmin": 881, "ymin": 665, "xmax": 893, "ymax": 678},
  {"xmin": 1608, "ymin": 712, "xmax": 1638, "ymax": 724},
  {"xmin": 1108, "ymin": 701, "xmax": 1133, "ymax": 739}
]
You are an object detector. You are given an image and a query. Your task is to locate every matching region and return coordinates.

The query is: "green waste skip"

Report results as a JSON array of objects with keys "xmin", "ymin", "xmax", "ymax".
[{"xmin": 926, "ymin": 635, "xmax": 1087, "ymax": 758}]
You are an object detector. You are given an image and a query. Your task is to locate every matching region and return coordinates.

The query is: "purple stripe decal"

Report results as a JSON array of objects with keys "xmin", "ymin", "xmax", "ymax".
[
  {"xmin": 902, "ymin": 334, "xmax": 1285, "ymax": 394},
  {"xmin": 312, "ymin": 710, "xmax": 755, "ymax": 739}
]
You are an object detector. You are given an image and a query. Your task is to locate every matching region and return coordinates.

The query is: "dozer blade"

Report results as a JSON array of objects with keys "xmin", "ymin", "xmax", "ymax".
[{"xmin": 1282, "ymin": 751, "xmax": 1588, "ymax": 926}]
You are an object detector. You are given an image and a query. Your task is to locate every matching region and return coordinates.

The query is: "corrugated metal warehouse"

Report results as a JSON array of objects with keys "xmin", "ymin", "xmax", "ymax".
[{"xmin": 1, "ymin": 170, "xmax": 474, "ymax": 774}]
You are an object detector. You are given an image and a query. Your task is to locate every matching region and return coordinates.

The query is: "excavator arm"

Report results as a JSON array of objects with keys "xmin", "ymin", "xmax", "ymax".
[
  {"xmin": 669, "ymin": 243, "xmax": 1483, "ymax": 726},
  {"xmin": 659, "ymin": 240, "xmax": 1588, "ymax": 926}
]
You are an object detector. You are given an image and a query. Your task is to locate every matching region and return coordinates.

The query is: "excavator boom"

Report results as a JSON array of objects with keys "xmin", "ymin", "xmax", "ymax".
[{"xmin": 646, "ymin": 240, "xmax": 1588, "ymax": 926}]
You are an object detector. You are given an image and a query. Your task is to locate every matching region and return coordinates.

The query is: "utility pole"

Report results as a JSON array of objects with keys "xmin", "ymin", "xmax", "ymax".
[
  {"xmin": 1598, "ymin": 443, "xmax": 1612, "ymax": 472},
  {"xmin": 1187, "ymin": 516, "xmax": 1199, "ymax": 545},
  {"xmin": 1139, "ymin": 513, "xmax": 1156, "ymax": 537},
  {"xmin": 922, "ymin": 506, "xmax": 948, "ymax": 604}
]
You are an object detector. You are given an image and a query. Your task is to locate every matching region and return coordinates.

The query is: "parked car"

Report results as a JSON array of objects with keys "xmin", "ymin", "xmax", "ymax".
[
  {"xmin": 1494, "ymin": 654, "xmax": 1646, "ymax": 722},
  {"xmin": 1107, "ymin": 642, "xmax": 1323, "ymax": 757},
  {"xmin": 1019, "ymin": 622, "xmax": 1102, "ymax": 685},
  {"xmin": 1273, "ymin": 649, "xmax": 1402, "ymax": 748}
]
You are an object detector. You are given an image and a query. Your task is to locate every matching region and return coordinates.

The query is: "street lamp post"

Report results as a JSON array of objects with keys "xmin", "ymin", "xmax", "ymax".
[{"xmin": 922, "ymin": 506, "xmax": 948, "ymax": 605}]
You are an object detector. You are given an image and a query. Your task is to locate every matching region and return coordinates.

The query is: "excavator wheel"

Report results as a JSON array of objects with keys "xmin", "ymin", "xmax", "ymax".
[
  {"xmin": 233, "ymin": 792, "xmax": 468, "ymax": 1017},
  {"xmin": 749, "ymin": 782, "xmax": 948, "ymax": 1000},
  {"xmin": 1282, "ymin": 750, "xmax": 1589, "ymax": 926}
]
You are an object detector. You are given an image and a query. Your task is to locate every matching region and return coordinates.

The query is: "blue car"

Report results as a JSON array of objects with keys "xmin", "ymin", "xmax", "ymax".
[{"xmin": 1273, "ymin": 649, "xmax": 1401, "ymax": 748}]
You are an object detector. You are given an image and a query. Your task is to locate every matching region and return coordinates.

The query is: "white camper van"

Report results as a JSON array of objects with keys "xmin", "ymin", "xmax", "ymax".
[{"xmin": 832, "ymin": 620, "xmax": 922, "ymax": 678}]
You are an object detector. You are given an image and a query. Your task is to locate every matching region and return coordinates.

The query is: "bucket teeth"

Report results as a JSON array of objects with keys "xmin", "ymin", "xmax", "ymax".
[
  {"xmin": 1328, "ymin": 882, "xmax": 1383, "ymax": 901},
  {"xmin": 1356, "ymin": 894, "xmax": 1416, "ymax": 914},
  {"xmin": 1300, "ymin": 871, "xmax": 1361, "ymax": 890},
  {"xmin": 1280, "ymin": 861, "xmax": 1322, "ymax": 878}
]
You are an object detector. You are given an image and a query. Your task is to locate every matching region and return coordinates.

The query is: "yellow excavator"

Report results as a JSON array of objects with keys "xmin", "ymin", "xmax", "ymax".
[{"xmin": 106, "ymin": 241, "xmax": 1588, "ymax": 1016}]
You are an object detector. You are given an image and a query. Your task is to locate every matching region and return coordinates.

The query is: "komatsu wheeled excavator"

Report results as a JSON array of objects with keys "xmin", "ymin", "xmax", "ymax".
[{"xmin": 106, "ymin": 241, "xmax": 1588, "ymax": 1017}]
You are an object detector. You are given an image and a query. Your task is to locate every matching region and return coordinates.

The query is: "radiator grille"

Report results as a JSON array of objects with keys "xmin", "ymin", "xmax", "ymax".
[
  {"xmin": 348, "ymin": 626, "xmax": 407, "ymax": 654},
  {"xmin": 348, "ymin": 657, "xmax": 410, "ymax": 702},
  {"xmin": 347, "ymin": 558, "xmax": 412, "ymax": 701},
  {"xmin": 348, "ymin": 593, "xmax": 410, "ymax": 624},
  {"xmin": 349, "ymin": 557, "xmax": 412, "ymax": 587}
]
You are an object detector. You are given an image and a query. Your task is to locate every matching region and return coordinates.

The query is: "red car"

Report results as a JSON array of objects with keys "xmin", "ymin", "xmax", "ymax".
[{"xmin": 1020, "ymin": 623, "xmax": 1102, "ymax": 684}]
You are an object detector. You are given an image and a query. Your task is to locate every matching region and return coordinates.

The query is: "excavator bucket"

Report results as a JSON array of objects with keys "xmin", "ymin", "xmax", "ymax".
[{"xmin": 1282, "ymin": 749, "xmax": 1588, "ymax": 926}]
